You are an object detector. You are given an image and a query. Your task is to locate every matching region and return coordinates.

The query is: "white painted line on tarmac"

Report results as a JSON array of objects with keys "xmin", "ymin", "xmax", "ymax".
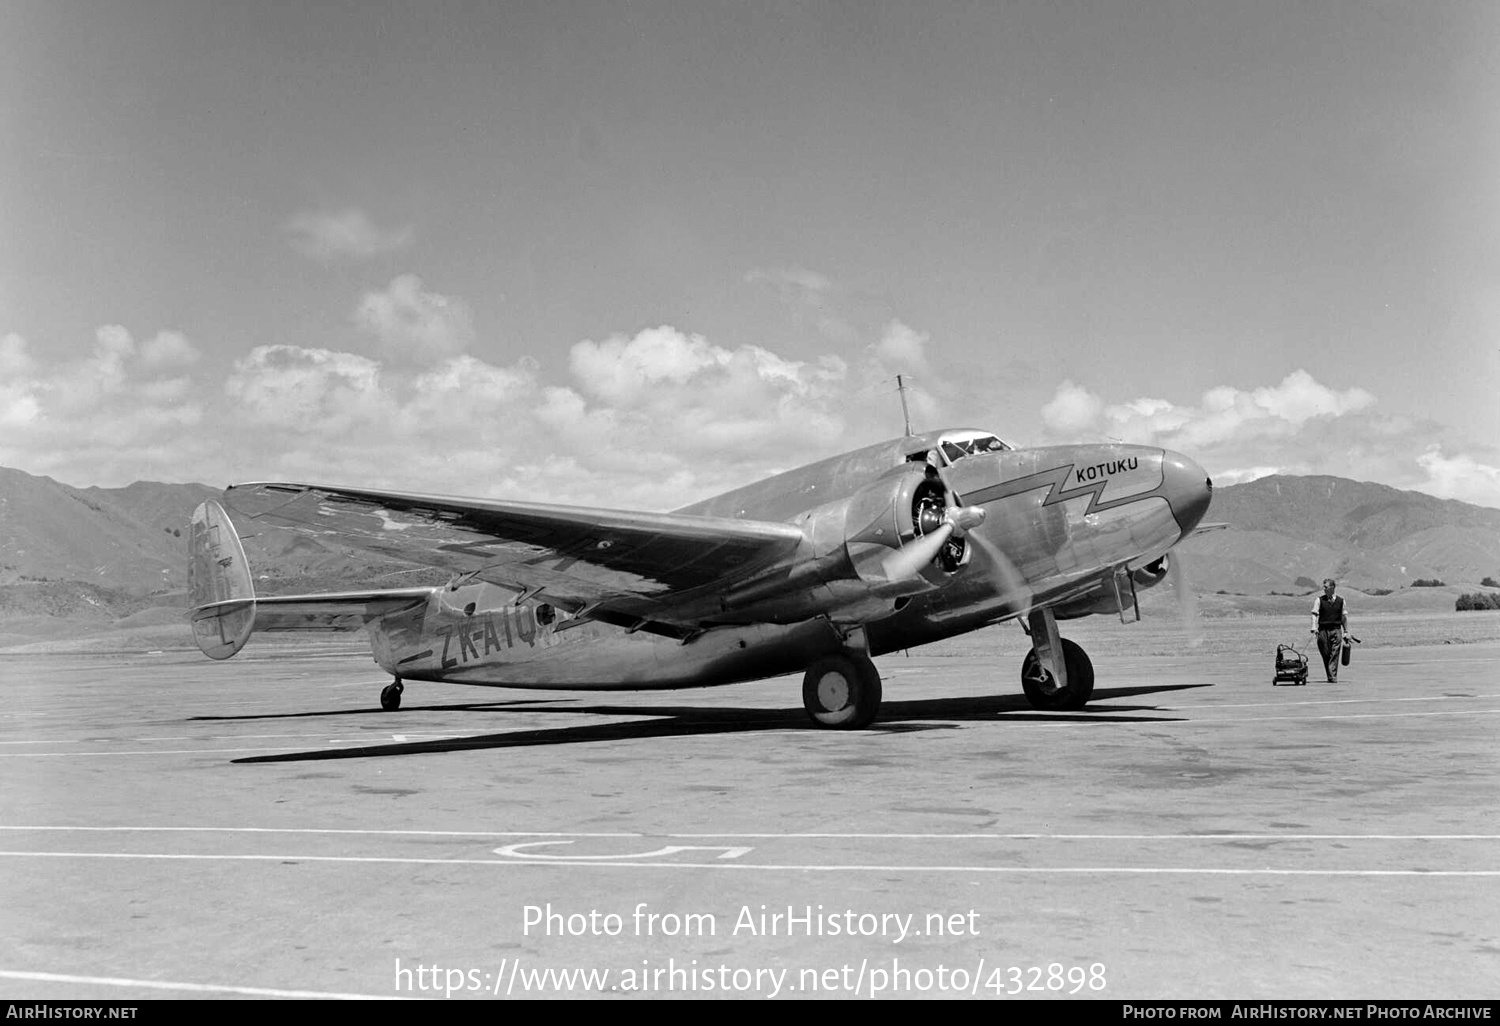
[
  {"xmin": 1176, "ymin": 693, "xmax": 1500, "ymax": 710},
  {"xmin": 0, "ymin": 747, "xmax": 318, "ymax": 758},
  {"xmin": 1192, "ymin": 708, "xmax": 1500, "ymax": 724},
  {"xmin": 1, "ymin": 850, "xmax": 1497, "ymax": 875},
  {"xmin": 4, "ymin": 706, "xmax": 1497, "ymax": 743},
  {"xmin": 0, "ymin": 732, "xmax": 464, "ymax": 746},
  {"xmin": 668, "ymin": 832, "xmax": 1500, "ymax": 841},
  {"xmin": 0, "ymin": 968, "xmax": 400, "ymax": 1000},
  {"xmin": 4, "ymin": 825, "xmax": 1497, "ymax": 841},
  {"xmin": 0, "ymin": 825, "xmax": 644, "ymax": 836}
]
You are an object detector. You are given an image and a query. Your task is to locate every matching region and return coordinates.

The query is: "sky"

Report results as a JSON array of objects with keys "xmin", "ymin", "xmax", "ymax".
[{"xmin": 3, "ymin": 1, "xmax": 1499, "ymax": 510}]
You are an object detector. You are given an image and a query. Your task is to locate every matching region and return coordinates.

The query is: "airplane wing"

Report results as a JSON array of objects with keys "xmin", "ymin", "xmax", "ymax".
[{"xmin": 221, "ymin": 483, "xmax": 808, "ymax": 635}]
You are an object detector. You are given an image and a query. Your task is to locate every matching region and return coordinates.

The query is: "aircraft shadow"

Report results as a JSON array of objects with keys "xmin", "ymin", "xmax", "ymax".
[
  {"xmin": 190, "ymin": 698, "xmax": 566, "ymax": 723},
  {"xmin": 231, "ymin": 686, "xmax": 1200, "ymax": 764},
  {"xmin": 202, "ymin": 682, "xmax": 1210, "ymax": 726}
]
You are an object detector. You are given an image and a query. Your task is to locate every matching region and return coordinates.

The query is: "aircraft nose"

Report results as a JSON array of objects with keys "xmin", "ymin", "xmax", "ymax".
[{"xmin": 1161, "ymin": 449, "xmax": 1213, "ymax": 538}]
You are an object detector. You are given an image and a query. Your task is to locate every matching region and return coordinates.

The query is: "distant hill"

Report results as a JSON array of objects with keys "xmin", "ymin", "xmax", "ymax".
[
  {"xmin": 1178, "ymin": 475, "xmax": 1500, "ymax": 591},
  {"xmin": 0, "ymin": 467, "xmax": 440, "ymax": 640},
  {"xmin": 1, "ymin": 464, "xmax": 1497, "ymax": 642},
  {"xmin": 0, "ymin": 467, "xmax": 218, "ymax": 591}
]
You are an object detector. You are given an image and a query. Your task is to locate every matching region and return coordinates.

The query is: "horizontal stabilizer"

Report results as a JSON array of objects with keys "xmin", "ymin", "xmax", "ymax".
[{"xmin": 228, "ymin": 589, "xmax": 433, "ymax": 632}]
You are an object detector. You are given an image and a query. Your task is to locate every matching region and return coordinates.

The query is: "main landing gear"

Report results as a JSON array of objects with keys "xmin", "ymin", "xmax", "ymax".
[
  {"xmin": 1020, "ymin": 608, "xmax": 1095, "ymax": 711},
  {"xmin": 801, "ymin": 626, "xmax": 882, "ymax": 729},
  {"xmin": 802, "ymin": 653, "xmax": 882, "ymax": 729},
  {"xmin": 379, "ymin": 677, "xmax": 404, "ymax": 711}
]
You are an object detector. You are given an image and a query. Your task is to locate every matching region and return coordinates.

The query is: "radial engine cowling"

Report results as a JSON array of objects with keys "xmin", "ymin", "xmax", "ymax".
[
  {"xmin": 809, "ymin": 465, "xmax": 968, "ymax": 587},
  {"xmin": 720, "ymin": 466, "xmax": 968, "ymax": 621}
]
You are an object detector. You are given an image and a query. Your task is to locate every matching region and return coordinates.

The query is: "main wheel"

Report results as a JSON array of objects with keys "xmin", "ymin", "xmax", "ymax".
[
  {"xmin": 380, "ymin": 680, "xmax": 404, "ymax": 711},
  {"xmin": 1020, "ymin": 638, "xmax": 1095, "ymax": 710},
  {"xmin": 802, "ymin": 654, "xmax": 882, "ymax": 729}
]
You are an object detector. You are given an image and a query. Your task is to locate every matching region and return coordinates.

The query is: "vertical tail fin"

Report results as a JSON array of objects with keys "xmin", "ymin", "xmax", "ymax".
[{"xmin": 187, "ymin": 500, "xmax": 256, "ymax": 659}]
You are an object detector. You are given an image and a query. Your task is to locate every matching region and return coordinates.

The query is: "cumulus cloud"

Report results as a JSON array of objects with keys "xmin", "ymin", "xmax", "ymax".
[
  {"xmin": 571, "ymin": 326, "xmax": 727, "ymax": 404},
  {"xmin": 354, "ymin": 275, "xmax": 475, "ymax": 364},
  {"xmin": 1416, "ymin": 447, "xmax": 1500, "ymax": 508},
  {"xmin": 0, "ymin": 327, "xmax": 205, "ymax": 481},
  {"xmin": 284, "ymin": 208, "xmax": 414, "ymax": 261},
  {"xmin": 225, "ymin": 345, "xmax": 388, "ymax": 431},
  {"xmin": 139, "ymin": 330, "xmax": 200, "ymax": 370},
  {"xmin": 0, "ymin": 334, "xmax": 41, "ymax": 428},
  {"xmin": 7, "ymin": 314, "xmax": 1498, "ymax": 512},
  {"xmin": 1041, "ymin": 380, "xmax": 1105, "ymax": 434},
  {"xmin": 1040, "ymin": 370, "xmax": 1377, "ymax": 448},
  {"xmin": 1037, "ymin": 369, "xmax": 1499, "ymax": 508},
  {"xmin": 873, "ymin": 320, "xmax": 931, "ymax": 374},
  {"xmin": 563, "ymin": 325, "xmax": 848, "ymax": 472}
]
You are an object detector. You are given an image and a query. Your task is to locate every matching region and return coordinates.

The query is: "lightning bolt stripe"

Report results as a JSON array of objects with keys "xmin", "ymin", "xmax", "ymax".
[{"xmin": 962, "ymin": 459, "xmax": 1169, "ymax": 519}]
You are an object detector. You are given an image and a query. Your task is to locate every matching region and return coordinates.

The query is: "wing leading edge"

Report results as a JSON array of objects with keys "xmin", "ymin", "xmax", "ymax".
[{"xmin": 221, "ymin": 482, "xmax": 809, "ymax": 629}]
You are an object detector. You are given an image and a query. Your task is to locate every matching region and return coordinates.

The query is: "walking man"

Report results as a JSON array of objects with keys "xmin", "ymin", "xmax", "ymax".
[{"xmin": 1311, "ymin": 578, "xmax": 1348, "ymax": 682}]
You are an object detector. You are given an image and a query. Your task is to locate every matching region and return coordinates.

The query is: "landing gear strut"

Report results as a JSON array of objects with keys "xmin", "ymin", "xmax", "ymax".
[
  {"xmin": 1020, "ymin": 608, "xmax": 1094, "ymax": 710},
  {"xmin": 802, "ymin": 653, "xmax": 882, "ymax": 729},
  {"xmin": 380, "ymin": 678, "xmax": 404, "ymax": 711},
  {"xmin": 1021, "ymin": 638, "xmax": 1094, "ymax": 710}
]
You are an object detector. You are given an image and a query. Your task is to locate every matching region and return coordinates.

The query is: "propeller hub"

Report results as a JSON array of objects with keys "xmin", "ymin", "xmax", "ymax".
[
  {"xmin": 916, "ymin": 500, "xmax": 946, "ymax": 537},
  {"xmin": 946, "ymin": 505, "xmax": 986, "ymax": 536}
]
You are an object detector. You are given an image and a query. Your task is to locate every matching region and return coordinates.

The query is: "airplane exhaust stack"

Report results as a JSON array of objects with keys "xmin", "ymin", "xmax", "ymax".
[{"xmin": 187, "ymin": 500, "xmax": 256, "ymax": 659}]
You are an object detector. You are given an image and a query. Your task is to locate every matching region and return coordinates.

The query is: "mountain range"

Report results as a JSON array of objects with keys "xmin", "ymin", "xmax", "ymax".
[{"xmin": 2, "ymin": 464, "xmax": 1497, "ymax": 644}]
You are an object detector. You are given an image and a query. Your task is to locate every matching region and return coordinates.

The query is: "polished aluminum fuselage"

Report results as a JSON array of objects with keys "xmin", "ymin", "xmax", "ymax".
[{"xmin": 371, "ymin": 437, "xmax": 1211, "ymax": 690}]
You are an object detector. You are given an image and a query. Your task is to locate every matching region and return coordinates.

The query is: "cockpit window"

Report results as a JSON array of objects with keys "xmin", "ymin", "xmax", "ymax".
[
  {"xmin": 937, "ymin": 432, "xmax": 1010, "ymax": 463},
  {"xmin": 905, "ymin": 430, "xmax": 1011, "ymax": 467}
]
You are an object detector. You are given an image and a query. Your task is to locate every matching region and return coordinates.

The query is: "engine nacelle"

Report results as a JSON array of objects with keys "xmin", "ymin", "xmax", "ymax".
[
  {"xmin": 720, "ymin": 465, "xmax": 965, "ymax": 622},
  {"xmin": 1132, "ymin": 554, "xmax": 1171, "ymax": 589},
  {"xmin": 1051, "ymin": 554, "xmax": 1173, "ymax": 620},
  {"xmin": 829, "ymin": 465, "xmax": 965, "ymax": 585}
]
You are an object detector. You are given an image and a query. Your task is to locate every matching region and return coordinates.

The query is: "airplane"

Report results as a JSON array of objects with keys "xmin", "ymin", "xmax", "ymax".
[{"xmin": 187, "ymin": 428, "xmax": 1214, "ymax": 728}]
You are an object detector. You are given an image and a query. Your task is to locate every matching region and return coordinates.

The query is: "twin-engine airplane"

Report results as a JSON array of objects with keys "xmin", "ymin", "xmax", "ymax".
[{"xmin": 188, "ymin": 429, "xmax": 1213, "ymax": 728}]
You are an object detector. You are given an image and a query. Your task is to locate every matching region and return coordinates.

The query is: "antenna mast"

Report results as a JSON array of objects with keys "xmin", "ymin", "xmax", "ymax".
[{"xmin": 896, "ymin": 374, "xmax": 913, "ymax": 436}]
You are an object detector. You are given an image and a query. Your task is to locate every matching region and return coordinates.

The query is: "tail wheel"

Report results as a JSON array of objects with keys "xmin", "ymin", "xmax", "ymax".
[
  {"xmin": 1021, "ymin": 638, "xmax": 1095, "ymax": 710},
  {"xmin": 380, "ymin": 679, "xmax": 403, "ymax": 711},
  {"xmin": 802, "ymin": 654, "xmax": 882, "ymax": 729}
]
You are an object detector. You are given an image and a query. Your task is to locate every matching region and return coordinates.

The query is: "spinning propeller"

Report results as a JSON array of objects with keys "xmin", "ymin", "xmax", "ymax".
[
  {"xmin": 1165, "ymin": 551, "xmax": 1203, "ymax": 648},
  {"xmin": 881, "ymin": 462, "xmax": 1034, "ymax": 615}
]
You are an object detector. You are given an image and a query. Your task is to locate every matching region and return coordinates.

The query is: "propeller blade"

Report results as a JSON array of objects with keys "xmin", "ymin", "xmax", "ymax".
[
  {"xmin": 967, "ymin": 529, "xmax": 1034, "ymax": 615},
  {"xmin": 881, "ymin": 522, "xmax": 955, "ymax": 581},
  {"xmin": 932, "ymin": 462, "xmax": 963, "ymax": 506},
  {"xmin": 931, "ymin": 461, "xmax": 1033, "ymax": 612},
  {"xmin": 1167, "ymin": 551, "xmax": 1203, "ymax": 648}
]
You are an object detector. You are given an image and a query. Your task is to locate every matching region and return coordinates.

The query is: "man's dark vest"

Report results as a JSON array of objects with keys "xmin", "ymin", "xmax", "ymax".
[{"xmin": 1317, "ymin": 595, "xmax": 1345, "ymax": 629}]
